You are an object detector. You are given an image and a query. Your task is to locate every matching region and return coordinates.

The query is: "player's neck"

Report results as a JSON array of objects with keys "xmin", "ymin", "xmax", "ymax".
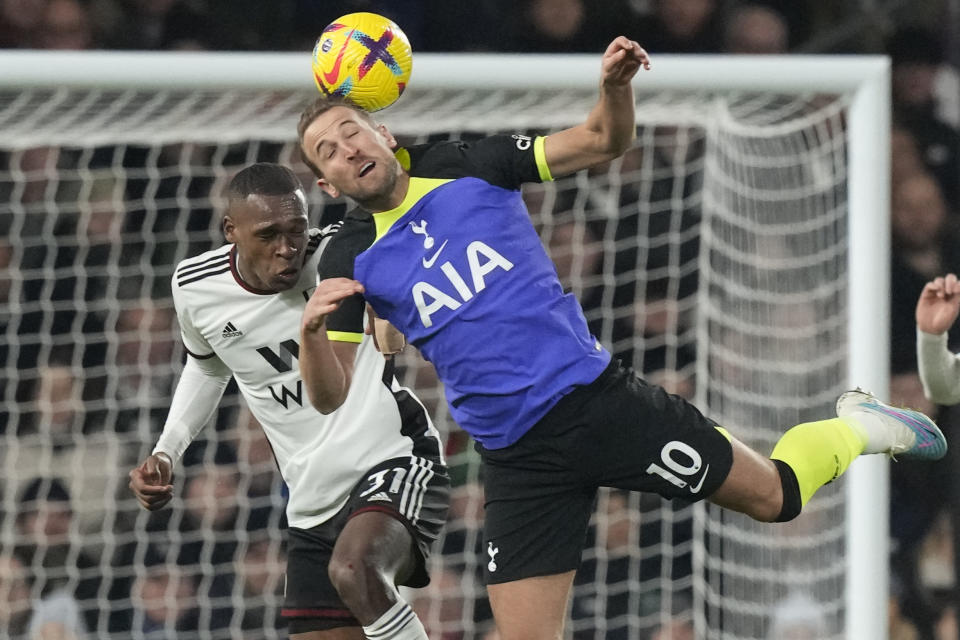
[{"xmin": 361, "ymin": 171, "xmax": 410, "ymax": 214}]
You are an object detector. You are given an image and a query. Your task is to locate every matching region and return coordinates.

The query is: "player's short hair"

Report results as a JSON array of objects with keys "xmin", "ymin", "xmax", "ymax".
[
  {"xmin": 297, "ymin": 95, "xmax": 375, "ymax": 178},
  {"xmin": 226, "ymin": 162, "xmax": 304, "ymax": 203}
]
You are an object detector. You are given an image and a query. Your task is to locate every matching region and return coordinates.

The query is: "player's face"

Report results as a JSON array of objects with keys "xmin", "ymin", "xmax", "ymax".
[
  {"xmin": 224, "ymin": 191, "xmax": 309, "ymax": 292},
  {"xmin": 301, "ymin": 107, "xmax": 403, "ymax": 212}
]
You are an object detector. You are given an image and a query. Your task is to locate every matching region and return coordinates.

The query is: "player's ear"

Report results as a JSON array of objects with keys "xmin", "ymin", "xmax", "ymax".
[
  {"xmin": 378, "ymin": 124, "xmax": 398, "ymax": 149},
  {"xmin": 223, "ymin": 215, "xmax": 237, "ymax": 243},
  {"xmin": 317, "ymin": 178, "xmax": 340, "ymax": 199}
]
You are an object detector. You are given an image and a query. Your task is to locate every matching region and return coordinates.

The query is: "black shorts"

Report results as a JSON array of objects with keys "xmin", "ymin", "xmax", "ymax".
[
  {"xmin": 476, "ymin": 360, "xmax": 733, "ymax": 584},
  {"xmin": 282, "ymin": 455, "xmax": 450, "ymax": 633}
]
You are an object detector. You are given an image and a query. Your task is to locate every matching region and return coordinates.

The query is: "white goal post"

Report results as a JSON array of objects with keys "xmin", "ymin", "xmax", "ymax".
[{"xmin": 0, "ymin": 52, "xmax": 889, "ymax": 640}]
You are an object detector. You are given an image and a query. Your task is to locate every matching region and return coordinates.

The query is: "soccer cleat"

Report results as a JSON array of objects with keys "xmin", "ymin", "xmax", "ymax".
[{"xmin": 836, "ymin": 388, "xmax": 947, "ymax": 460}]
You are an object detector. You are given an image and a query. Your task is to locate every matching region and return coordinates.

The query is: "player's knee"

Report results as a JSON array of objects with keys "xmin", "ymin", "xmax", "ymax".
[
  {"xmin": 328, "ymin": 552, "xmax": 382, "ymax": 604},
  {"xmin": 744, "ymin": 481, "xmax": 784, "ymax": 523}
]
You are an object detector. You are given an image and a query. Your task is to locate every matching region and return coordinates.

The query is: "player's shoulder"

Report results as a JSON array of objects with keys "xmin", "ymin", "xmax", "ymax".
[
  {"xmin": 173, "ymin": 244, "xmax": 233, "ymax": 291},
  {"xmin": 317, "ymin": 213, "xmax": 375, "ymax": 277},
  {"xmin": 405, "ymin": 136, "xmax": 516, "ymax": 178},
  {"xmin": 405, "ymin": 134, "xmax": 540, "ymax": 189},
  {"xmin": 323, "ymin": 210, "xmax": 375, "ymax": 248}
]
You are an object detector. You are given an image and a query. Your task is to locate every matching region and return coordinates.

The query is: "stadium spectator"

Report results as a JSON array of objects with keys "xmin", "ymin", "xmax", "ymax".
[
  {"xmin": 722, "ymin": 4, "xmax": 789, "ymax": 54},
  {"xmin": 292, "ymin": 0, "xmax": 428, "ymax": 51},
  {"xmin": 0, "ymin": 552, "xmax": 32, "ymax": 639},
  {"xmin": 891, "ymin": 172, "xmax": 960, "ymax": 375},
  {"xmin": 936, "ymin": 604, "xmax": 957, "ymax": 640},
  {"xmin": 229, "ymin": 535, "xmax": 288, "ymax": 633},
  {"xmin": 630, "ymin": 290, "xmax": 696, "ymax": 398},
  {"xmin": 888, "ymin": 25, "xmax": 960, "ymax": 206},
  {"xmin": 888, "ymin": 572, "xmax": 921, "ymax": 640},
  {"xmin": 572, "ymin": 490, "xmax": 694, "ymax": 639},
  {"xmin": 131, "ymin": 550, "xmax": 201, "ymax": 634},
  {"xmin": 505, "ymin": 0, "xmax": 615, "ymax": 53},
  {"xmin": 176, "ymin": 465, "xmax": 244, "ymax": 635},
  {"xmin": 635, "ymin": 0, "xmax": 723, "ymax": 53},
  {"xmin": 17, "ymin": 359, "xmax": 84, "ymax": 442},
  {"xmin": 34, "ymin": 0, "xmax": 94, "ymax": 50},
  {"xmin": 891, "ymin": 126, "xmax": 929, "ymax": 190},
  {"xmin": 112, "ymin": 300, "xmax": 178, "ymax": 433},
  {"xmin": 100, "ymin": 0, "xmax": 214, "ymax": 50},
  {"xmin": 13, "ymin": 477, "xmax": 100, "ymax": 634},
  {"xmin": 232, "ymin": 405, "xmax": 286, "ymax": 510},
  {"xmin": 0, "ymin": 0, "xmax": 49, "ymax": 47}
]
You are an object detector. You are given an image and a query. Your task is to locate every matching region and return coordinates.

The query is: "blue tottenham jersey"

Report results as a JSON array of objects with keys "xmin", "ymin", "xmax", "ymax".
[{"xmin": 320, "ymin": 135, "xmax": 610, "ymax": 449}]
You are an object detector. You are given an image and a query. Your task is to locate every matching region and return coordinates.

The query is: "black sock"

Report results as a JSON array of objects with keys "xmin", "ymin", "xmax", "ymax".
[{"xmin": 773, "ymin": 459, "xmax": 802, "ymax": 522}]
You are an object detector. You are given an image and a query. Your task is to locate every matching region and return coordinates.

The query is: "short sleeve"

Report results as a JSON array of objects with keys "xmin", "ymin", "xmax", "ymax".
[{"xmin": 458, "ymin": 134, "xmax": 552, "ymax": 190}]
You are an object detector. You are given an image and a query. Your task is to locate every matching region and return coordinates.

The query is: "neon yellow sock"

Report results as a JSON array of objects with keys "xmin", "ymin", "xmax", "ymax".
[{"xmin": 770, "ymin": 417, "xmax": 866, "ymax": 506}]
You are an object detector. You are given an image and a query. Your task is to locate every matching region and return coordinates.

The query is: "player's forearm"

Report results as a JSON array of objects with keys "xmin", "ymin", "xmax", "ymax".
[
  {"xmin": 154, "ymin": 356, "xmax": 231, "ymax": 463},
  {"xmin": 917, "ymin": 328, "xmax": 960, "ymax": 405},
  {"xmin": 299, "ymin": 324, "xmax": 352, "ymax": 414},
  {"xmin": 584, "ymin": 81, "xmax": 636, "ymax": 157}
]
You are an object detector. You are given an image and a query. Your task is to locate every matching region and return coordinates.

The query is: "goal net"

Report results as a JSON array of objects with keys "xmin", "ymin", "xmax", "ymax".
[{"xmin": 0, "ymin": 53, "xmax": 889, "ymax": 640}]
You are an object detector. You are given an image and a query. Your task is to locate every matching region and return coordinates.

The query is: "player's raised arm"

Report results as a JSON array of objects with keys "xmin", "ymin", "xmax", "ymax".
[
  {"xmin": 916, "ymin": 273, "xmax": 960, "ymax": 404},
  {"xmin": 542, "ymin": 37, "xmax": 650, "ymax": 178},
  {"xmin": 300, "ymin": 277, "xmax": 365, "ymax": 413}
]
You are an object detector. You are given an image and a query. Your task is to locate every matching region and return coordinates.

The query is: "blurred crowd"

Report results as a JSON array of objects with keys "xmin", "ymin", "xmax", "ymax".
[
  {"xmin": 0, "ymin": 0, "xmax": 953, "ymax": 58},
  {"xmin": 3, "ymin": 0, "xmax": 960, "ymax": 639}
]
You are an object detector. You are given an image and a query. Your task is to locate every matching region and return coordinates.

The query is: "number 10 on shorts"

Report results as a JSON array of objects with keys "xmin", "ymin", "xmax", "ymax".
[{"xmin": 646, "ymin": 441, "xmax": 709, "ymax": 495}]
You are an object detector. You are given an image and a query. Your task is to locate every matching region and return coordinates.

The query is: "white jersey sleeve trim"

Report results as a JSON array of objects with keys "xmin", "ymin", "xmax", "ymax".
[
  {"xmin": 153, "ymin": 354, "xmax": 232, "ymax": 464},
  {"xmin": 917, "ymin": 328, "xmax": 960, "ymax": 405}
]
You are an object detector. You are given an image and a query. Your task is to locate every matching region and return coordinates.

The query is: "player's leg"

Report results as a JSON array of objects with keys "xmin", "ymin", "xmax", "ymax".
[
  {"xmin": 329, "ymin": 511, "xmax": 427, "ymax": 638},
  {"xmin": 486, "ymin": 571, "xmax": 577, "ymax": 640},
  {"xmin": 329, "ymin": 455, "xmax": 450, "ymax": 640},
  {"xmin": 284, "ymin": 523, "xmax": 365, "ymax": 638},
  {"xmin": 476, "ymin": 415, "xmax": 600, "ymax": 640},
  {"xmin": 711, "ymin": 388, "xmax": 946, "ymax": 521},
  {"xmin": 291, "ymin": 627, "xmax": 364, "ymax": 640},
  {"xmin": 587, "ymin": 363, "xmax": 946, "ymax": 522},
  {"xmin": 286, "ymin": 455, "xmax": 448, "ymax": 640}
]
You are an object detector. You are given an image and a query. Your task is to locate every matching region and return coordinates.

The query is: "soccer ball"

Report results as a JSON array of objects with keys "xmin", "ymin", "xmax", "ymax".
[{"xmin": 311, "ymin": 12, "xmax": 413, "ymax": 112}]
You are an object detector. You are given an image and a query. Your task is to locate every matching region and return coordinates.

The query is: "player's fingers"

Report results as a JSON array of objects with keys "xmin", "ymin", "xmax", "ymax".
[
  {"xmin": 636, "ymin": 44, "xmax": 651, "ymax": 70},
  {"xmin": 946, "ymin": 273, "xmax": 960, "ymax": 293},
  {"xmin": 923, "ymin": 280, "xmax": 943, "ymax": 296},
  {"xmin": 143, "ymin": 457, "xmax": 160, "ymax": 485},
  {"xmin": 136, "ymin": 483, "xmax": 174, "ymax": 496},
  {"xmin": 603, "ymin": 37, "xmax": 628, "ymax": 57},
  {"xmin": 138, "ymin": 493, "xmax": 171, "ymax": 511},
  {"xmin": 318, "ymin": 282, "xmax": 364, "ymax": 302}
]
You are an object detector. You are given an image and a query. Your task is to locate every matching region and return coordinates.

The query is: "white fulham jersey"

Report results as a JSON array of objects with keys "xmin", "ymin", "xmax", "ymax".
[{"xmin": 170, "ymin": 227, "xmax": 443, "ymax": 529}]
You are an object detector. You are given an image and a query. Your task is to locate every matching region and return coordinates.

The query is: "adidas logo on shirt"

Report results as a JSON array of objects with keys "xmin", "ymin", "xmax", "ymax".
[
  {"xmin": 366, "ymin": 491, "xmax": 393, "ymax": 503},
  {"xmin": 222, "ymin": 322, "xmax": 243, "ymax": 338}
]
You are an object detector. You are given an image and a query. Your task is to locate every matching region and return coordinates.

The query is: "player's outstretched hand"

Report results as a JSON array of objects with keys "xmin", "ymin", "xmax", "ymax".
[
  {"xmin": 303, "ymin": 278, "xmax": 364, "ymax": 333},
  {"xmin": 601, "ymin": 37, "xmax": 650, "ymax": 87},
  {"xmin": 129, "ymin": 453, "xmax": 174, "ymax": 511},
  {"xmin": 917, "ymin": 273, "xmax": 960, "ymax": 335}
]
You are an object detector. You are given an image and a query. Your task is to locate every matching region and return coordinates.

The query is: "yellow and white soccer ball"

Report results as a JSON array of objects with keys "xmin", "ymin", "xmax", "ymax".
[{"xmin": 311, "ymin": 12, "xmax": 413, "ymax": 112}]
